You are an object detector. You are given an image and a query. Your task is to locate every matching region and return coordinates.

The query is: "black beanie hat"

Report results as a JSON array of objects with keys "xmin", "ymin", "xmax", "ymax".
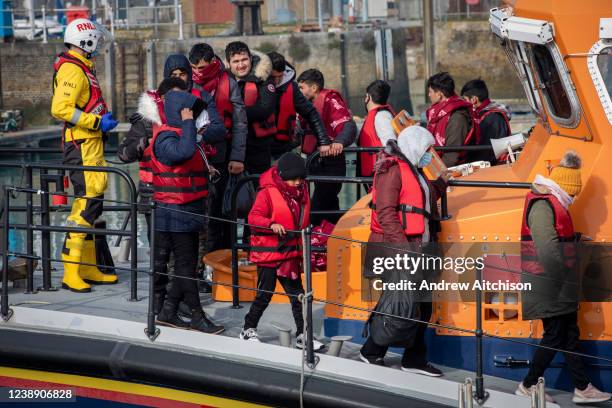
[{"xmin": 277, "ymin": 152, "xmax": 307, "ymax": 180}]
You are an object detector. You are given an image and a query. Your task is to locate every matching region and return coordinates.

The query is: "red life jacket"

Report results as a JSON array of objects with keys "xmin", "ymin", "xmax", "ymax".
[
  {"xmin": 370, "ymin": 156, "xmax": 427, "ymax": 236},
  {"xmin": 191, "ymin": 87, "xmax": 203, "ymax": 99},
  {"xmin": 249, "ymin": 171, "xmax": 311, "ymax": 264},
  {"xmin": 520, "ymin": 193, "xmax": 576, "ymax": 275},
  {"xmin": 139, "ymin": 91, "xmax": 165, "ymax": 185},
  {"xmin": 244, "ymin": 82, "xmax": 277, "ymax": 138},
  {"xmin": 276, "ymin": 82, "xmax": 296, "ymax": 142},
  {"xmin": 475, "ymin": 99, "xmax": 511, "ymax": 136},
  {"xmin": 301, "ymin": 88, "xmax": 349, "ymax": 154},
  {"xmin": 426, "ymin": 95, "xmax": 479, "ymax": 162},
  {"xmin": 358, "ymin": 105, "xmax": 396, "ymax": 176},
  {"xmin": 149, "ymin": 124, "xmax": 209, "ymax": 204},
  {"xmin": 139, "ymin": 149, "xmax": 153, "ymax": 184},
  {"xmin": 214, "ymin": 71, "xmax": 234, "ymax": 138},
  {"xmin": 53, "ymin": 52, "xmax": 108, "ymax": 116}
]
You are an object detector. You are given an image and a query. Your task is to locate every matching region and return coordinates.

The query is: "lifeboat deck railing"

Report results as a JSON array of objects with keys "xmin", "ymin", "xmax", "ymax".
[{"xmin": 0, "ymin": 161, "xmax": 139, "ymax": 299}]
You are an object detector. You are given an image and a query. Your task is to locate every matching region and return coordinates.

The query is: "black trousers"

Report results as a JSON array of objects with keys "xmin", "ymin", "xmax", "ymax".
[
  {"xmin": 153, "ymin": 231, "xmax": 201, "ymax": 310},
  {"xmin": 523, "ymin": 312, "xmax": 589, "ymax": 390},
  {"xmin": 244, "ymin": 266, "xmax": 305, "ymax": 335},
  {"xmin": 360, "ymin": 302, "xmax": 432, "ymax": 367},
  {"xmin": 309, "ymin": 155, "xmax": 346, "ymax": 225},
  {"xmin": 138, "ymin": 181, "xmax": 154, "ymax": 243},
  {"xmin": 205, "ymin": 165, "xmax": 231, "ymax": 253}
]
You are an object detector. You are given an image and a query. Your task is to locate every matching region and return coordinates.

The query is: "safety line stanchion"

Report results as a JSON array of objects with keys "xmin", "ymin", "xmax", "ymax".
[
  {"xmin": 1, "ymin": 186, "xmax": 13, "ymax": 321},
  {"xmin": 145, "ymin": 202, "xmax": 159, "ymax": 340}
]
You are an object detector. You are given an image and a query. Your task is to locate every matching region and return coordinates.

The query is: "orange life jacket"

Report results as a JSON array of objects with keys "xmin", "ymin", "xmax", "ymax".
[
  {"xmin": 358, "ymin": 105, "xmax": 396, "ymax": 176},
  {"xmin": 244, "ymin": 82, "xmax": 277, "ymax": 138},
  {"xmin": 370, "ymin": 156, "xmax": 427, "ymax": 236},
  {"xmin": 276, "ymin": 82, "xmax": 296, "ymax": 142},
  {"xmin": 150, "ymin": 124, "xmax": 209, "ymax": 204},
  {"xmin": 520, "ymin": 193, "xmax": 576, "ymax": 275},
  {"xmin": 249, "ymin": 173, "xmax": 311, "ymax": 264}
]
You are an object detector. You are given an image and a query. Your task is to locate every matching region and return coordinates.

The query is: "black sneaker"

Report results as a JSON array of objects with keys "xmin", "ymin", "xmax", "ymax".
[
  {"xmin": 359, "ymin": 352, "xmax": 385, "ymax": 366},
  {"xmin": 177, "ymin": 301, "xmax": 192, "ymax": 320},
  {"xmin": 295, "ymin": 334, "xmax": 325, "ymax": 351},
  {"xmin": 190, "ymin": 309, "xmax": 224, "ymax": 335},
  {"xmin": 156, "ymin": 301, "xmax": 190, "ymax": 329},
  {"xmin": 401, "ymin": 363, "xmax": 443, "ymax": 377}
]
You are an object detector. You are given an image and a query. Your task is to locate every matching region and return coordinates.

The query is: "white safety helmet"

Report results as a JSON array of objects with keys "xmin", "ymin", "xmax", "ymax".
[{"xmin": 64, "ymin": 18, "xmax": 112, "ymax": 57}]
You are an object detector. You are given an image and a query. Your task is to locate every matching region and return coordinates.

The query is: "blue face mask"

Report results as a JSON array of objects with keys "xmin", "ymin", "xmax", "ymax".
[{"xmin": 418, "ymin": 152, "xmax": 433, "ymax": 168}]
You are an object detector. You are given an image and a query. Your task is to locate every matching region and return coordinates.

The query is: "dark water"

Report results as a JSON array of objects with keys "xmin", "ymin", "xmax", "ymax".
[{"xmin": 1, "ymin": 146, "xmax": 359, "ymax": 260}]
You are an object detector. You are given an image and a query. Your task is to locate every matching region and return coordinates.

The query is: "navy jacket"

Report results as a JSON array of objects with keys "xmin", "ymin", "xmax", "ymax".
[{"xmin": 153, "ymin": 90, "xmax": 225, "ymax": 232}]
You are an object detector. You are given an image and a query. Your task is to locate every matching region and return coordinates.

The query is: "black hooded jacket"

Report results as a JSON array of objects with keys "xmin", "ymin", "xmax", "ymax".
[
  {"xmin": 273, "ymin": 62, "xmax": 330, "ymax": 152},
  {"xmin": 163, "ymin": 54, "xmax": 194, "ymax": 91},
  {"xmin": 230, "ymin": 51, "xmax": 278, "ymax": 149}
]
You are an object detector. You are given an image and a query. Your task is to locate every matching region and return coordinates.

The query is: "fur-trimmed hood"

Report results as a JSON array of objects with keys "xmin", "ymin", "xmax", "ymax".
[
  {"xmin": 137, "ymin": 91, "xmax": 162, "ymax": 126},
  {"xmin": 245, "ymin": 50, "xmax": 272, "ymax": 82}
]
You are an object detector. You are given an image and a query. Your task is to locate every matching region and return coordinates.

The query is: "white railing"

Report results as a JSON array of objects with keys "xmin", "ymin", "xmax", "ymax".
[{"xmin": 0, "ymin": 3, "xmax": 184, "ymax": 43}]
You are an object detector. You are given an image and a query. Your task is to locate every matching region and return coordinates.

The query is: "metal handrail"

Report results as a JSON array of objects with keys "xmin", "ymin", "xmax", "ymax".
[
  {"xmin": 0, "ymin": 147, "xmax": 120, "ymax": 154},
  {"xmin": 305, "ymin": 145, "xmax": 493, "ymax": 171},
  {"xmin": 4, "ymin": 2, "xmax": 184, "ymax": 42},
  {"xmin": 0, "ymin": 161, "xmax": 139, "ymax": 299}
]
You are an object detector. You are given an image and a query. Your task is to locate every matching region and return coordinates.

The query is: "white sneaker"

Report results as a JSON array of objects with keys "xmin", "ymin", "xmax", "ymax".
[
  {"xmin": 514, "ymin": 382, "xmax": 555, "ymax": 403},
  {"xmin": 295, "ymin": 333, "xmax": 325, "ymax": 351},
  {"xmin": 572, "ymin": 383, "xmax": 611, "ymax": 404},
  {"xmin": 239, "ymin": 328, "xmax": 261, "ymax": 342}
]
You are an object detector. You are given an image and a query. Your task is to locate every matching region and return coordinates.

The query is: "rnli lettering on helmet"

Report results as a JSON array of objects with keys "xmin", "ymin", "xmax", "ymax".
[{"xmin": 76, "ymin": 22, "xmax": 96, "ymax": 32}]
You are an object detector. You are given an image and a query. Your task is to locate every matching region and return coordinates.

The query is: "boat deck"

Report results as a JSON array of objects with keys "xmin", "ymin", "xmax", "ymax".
[{"xmin": 0, "ymin": 259, "xmax": 601, "ymax": 408}]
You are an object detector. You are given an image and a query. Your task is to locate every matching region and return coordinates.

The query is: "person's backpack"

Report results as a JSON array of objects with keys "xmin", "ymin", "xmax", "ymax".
[{"xmin": 222, "ymin": 172, "xmax": 256, "ymax": 219}]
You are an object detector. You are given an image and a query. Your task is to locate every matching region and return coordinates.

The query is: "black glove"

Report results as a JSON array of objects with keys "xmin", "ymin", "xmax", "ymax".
[{"xmin": 129, "ymin": 112, "xmax": 143, "ymax": 125}]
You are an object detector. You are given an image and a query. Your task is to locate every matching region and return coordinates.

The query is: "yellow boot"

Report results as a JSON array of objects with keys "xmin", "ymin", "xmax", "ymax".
[
  {"xmin": 61, "ymin": 253, "xmax": 91, "ymax": 293},
  {"xmin": 79, "ymin": 239, "xmax": 118, "ymax": 285}
]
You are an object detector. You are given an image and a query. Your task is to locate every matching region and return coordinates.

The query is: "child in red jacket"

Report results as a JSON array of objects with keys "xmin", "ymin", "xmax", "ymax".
[{"xmin": 240, "ymin": 152, "xmax": 323, "ymax": 350}]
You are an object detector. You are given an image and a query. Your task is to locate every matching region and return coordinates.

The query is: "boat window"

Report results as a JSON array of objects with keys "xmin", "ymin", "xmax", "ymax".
[
  {"xmin": 531, "ymin": 45, "xmax": 572, "ymax": 119},
  {"xmin": 528, "ymin": 43, "xmax": 581, "ymax": 128},
  {"xmin": 587, "ymin": 41, "xmax": 612, "ymax": 125},
  {"xmin": 501, "ymin": 39, "xmax": 543, "ymax": 117},
  {"xmin": 597, "ymin": 49, "xmax": 612, "ymax": 99}
]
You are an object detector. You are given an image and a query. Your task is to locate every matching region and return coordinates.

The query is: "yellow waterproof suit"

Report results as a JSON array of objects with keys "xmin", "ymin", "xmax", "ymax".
[{"xmin": 51, "ymin": 49, "xmax": 117, "ymax": 291}]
